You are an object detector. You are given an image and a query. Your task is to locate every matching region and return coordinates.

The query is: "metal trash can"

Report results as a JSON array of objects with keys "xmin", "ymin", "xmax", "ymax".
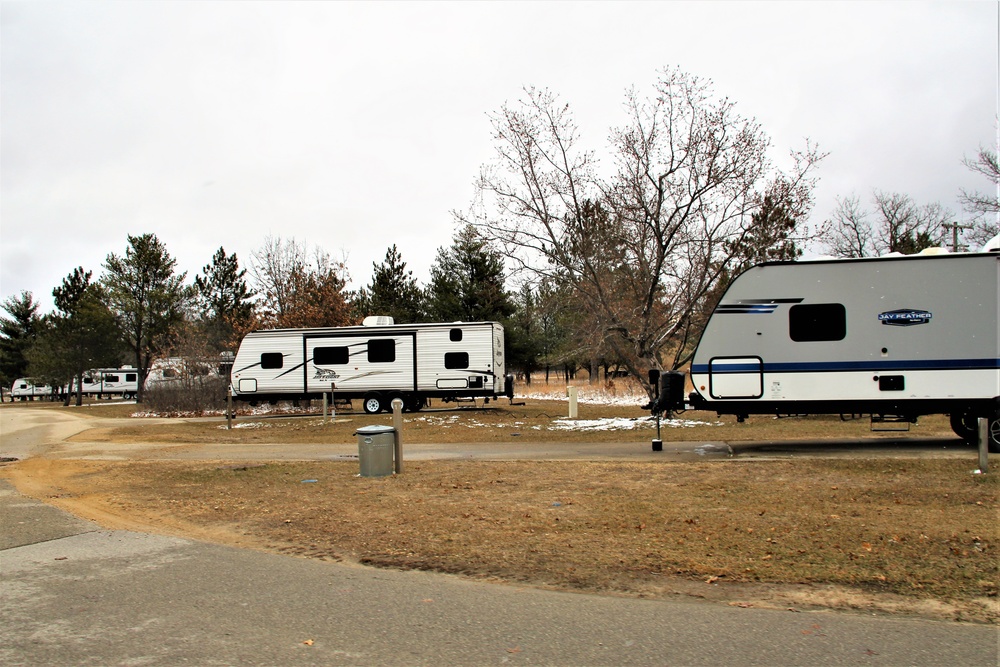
[{"xmin": 355, "ymin": 425, "xmax": 395, "ymax": 477}]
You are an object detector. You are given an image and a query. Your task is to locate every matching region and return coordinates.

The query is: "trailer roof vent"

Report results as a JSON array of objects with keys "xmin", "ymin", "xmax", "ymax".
[{"xmin": 363, "ymin": 316, "xmax": 394, "ymax": 327}]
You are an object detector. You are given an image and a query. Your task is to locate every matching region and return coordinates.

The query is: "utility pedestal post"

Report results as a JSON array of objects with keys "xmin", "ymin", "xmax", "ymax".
[
  {"xmin": 391, "ymin": 398, "xmax": 404, "ymax": 474},
  {"xmin": 648, "ymin": 369, "xmax": 663, "ymax": 451},
  {"xmin": 978, "ymin": 418, "xmax": 989, "ymax": 474}
]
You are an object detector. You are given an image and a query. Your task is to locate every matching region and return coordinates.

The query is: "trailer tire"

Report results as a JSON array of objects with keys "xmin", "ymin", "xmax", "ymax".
[
  {"xmin": 363, "ymin": 394, "xmax": 384, "ymax": 414},
  {"xmin": 951, "ymin": 412, "xmax": 1000, "ymax": 453},
  {"xmin": 950, "ymin": 412, "xmax": 977, "ymax": 441}
]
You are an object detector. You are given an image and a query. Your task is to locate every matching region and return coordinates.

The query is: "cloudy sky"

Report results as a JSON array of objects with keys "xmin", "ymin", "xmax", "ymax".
[{"xmin": 2, "ymin": 1, "xmax": 996, "ymax": 313}]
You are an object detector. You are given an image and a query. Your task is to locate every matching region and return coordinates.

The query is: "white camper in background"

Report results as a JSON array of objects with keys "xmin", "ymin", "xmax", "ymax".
[
  {"xmin": 69, "ymin": 368, "xmax": 139, "ymax": 399},
  {"xmin": 10, "ymin": 379, "xmax": 54, "ymax": 401},
  {"xmin": 657, "ymin": 249, "xmax": 999, "ymax": 451},
  {"xmin": 145, "ymin": 355, "xmax": 232, "ymax": 387},
  {"xmin": 230, "ymin": 318, "xmax": 512, "ymax": 413}
]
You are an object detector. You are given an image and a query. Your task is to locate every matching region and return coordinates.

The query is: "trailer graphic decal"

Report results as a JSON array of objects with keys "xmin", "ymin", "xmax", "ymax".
[
  {"xmin": 879, "ymin": 309, "xmax": 933, "ymax": 326},
  {"xmin": 715, "ymin": 298, "xmax": 804, "ymax": 314},
  {"xmin": 313, "ymin": 368, "xmax": 340, "ymax": 381}
]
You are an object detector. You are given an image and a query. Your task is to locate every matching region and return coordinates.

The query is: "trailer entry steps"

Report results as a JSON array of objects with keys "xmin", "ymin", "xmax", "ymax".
[{"xmin": 870, "ymin": 415, "xmax": 912, "ymax": 432}]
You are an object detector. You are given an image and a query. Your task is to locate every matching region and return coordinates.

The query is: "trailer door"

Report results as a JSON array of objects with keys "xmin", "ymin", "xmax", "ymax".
[{"xmin": 708, "ymin": 356, "xmax": 764, "ymax": 400}]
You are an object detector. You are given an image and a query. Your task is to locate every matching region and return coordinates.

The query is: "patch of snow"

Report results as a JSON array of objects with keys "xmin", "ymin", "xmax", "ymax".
[
  {"xmin": 518, "ymin": 387, "xmax": 648, "ymax": 407},
  {"xmin": 547, "ymin": 416, "xmax": 717, "ymax": 431},
  {"xmin": 217, "ymin": 422, "xmax": 267, "ymax": 430}
]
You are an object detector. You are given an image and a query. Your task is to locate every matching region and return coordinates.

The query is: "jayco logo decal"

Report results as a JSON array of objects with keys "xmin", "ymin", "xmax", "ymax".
[{"xmin": 878, "ymin": 309, "xmax": 932, "ymax": 326}]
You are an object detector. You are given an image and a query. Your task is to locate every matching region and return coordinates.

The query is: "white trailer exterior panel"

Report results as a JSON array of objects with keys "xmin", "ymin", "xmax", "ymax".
[
  {"xmin": 10, "ymin": 379, "xmax": 53, "ymax": 400},
  {"xmin": 72, "ymin": 368, "xmax": 139, "ymax": 398},
  {"xmin": 684, "ymin": 252, "xmax": 999, "ymax": 430},
  {"xmin": 231, "ymin": 321, "xmax": 508, "ymax": 412}
]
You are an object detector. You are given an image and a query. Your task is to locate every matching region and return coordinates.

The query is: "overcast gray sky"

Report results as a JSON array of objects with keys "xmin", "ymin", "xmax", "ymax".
[{"xmin": 2, "ymin": 1, "xmax": 997, "ymax": 313}]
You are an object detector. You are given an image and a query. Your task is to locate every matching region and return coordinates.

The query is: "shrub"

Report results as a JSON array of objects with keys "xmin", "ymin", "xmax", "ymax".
[{"xmin": 143, "ymin": 374, "xmax": 229, "ymax": 414}]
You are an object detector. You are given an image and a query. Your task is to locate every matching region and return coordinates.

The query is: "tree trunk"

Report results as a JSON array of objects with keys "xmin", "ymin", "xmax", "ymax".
[{"xmin": 75, "ymin": 372, "xmax": 83, "ymax": 407}]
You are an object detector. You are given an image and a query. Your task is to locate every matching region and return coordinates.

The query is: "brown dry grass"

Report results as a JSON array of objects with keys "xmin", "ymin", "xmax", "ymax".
[
  {"xmin": 4, "ymin": 390, "xmax": 997, "ymax": 622},
  {"xmin": 58, "ymin": 395, "xmax": 961, "ymax": 446},
  {"xmin": 10, "ymin": 455, "xmax": 997, "ymax": 623}
]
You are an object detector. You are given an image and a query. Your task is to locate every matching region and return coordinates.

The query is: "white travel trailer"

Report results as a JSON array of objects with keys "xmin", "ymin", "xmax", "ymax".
[
  {"xmin": 69, "ymin": 368, "xmax": 139, "ymax": 399},
  {"xmin": 658, "ymin": 249, "xmax": 999, "ymax": 451},
  {"xmin": 229, "ymin": 318, "xmax": 512, "ymax": 413},
  {"xmin": 10, "ymin": 378, "xmax": 55, "ymax": 401}
]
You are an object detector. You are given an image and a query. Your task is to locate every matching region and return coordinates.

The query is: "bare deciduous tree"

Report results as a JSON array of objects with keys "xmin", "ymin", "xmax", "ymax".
[
  {"xmin": 960, "ymin": 146, "xmax": 1000, "ymax": 248},
  {"xmin": 249, "ymin": 236, "xmax": 353, "ymax": 329},
  {"xmin": 822, "ymin": 191, "xmax": 948, "ymax": 257},
  {"xmin": 458, "ymin": 68, "xmax": 822, "ymax": 394}
]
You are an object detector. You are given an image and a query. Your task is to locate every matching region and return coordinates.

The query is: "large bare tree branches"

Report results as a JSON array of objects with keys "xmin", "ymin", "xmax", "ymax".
[
  {"xmin": 960, "ymin": 146, "xmax": 1000, "ymax": 248},
  {"xmin": 459, "ymin": 67, "xmax": 822, "ymax": 391},
  {"xmin": 822, "ymin": 191, "xmax": 949, "ymax": 257},
  {"xmin": 249, "ymin": 236, "xmax": 352, "ymax": 329}
]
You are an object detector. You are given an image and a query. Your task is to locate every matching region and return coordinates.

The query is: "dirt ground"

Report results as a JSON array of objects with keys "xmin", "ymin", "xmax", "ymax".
[{"xmin": 3, "ymin": 397, "xmax": 997, "ymax": 625}]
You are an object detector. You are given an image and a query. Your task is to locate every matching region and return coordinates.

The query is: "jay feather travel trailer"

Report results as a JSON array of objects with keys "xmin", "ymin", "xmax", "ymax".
[
  {"xmin": 229, "ymin": 318, "xmax": 512, "ymax": 413},
  {"xmin": 656, "ymin": 249, "xmax": 999, "ymax": 451}
]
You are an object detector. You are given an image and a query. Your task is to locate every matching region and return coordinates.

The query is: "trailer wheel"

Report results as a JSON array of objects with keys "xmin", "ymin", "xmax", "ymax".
[
  {"xmin": 951, "ymin": 412, "xmax": 1000, "ymax": 453},
  {"xmin": 950, "ymin": 412, "xmax": 978, "ymax": 441},
  {"xmin": 403, "ymin": 395, "xmax": 424, "ymax": 413},
  {"xmin": 363, "ymin": 394, "xmax": 384, "ymax": 414}
]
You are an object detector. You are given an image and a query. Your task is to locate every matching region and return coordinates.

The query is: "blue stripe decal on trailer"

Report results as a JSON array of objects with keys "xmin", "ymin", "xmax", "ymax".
[
  {"xmin": 715, "ymin": 305, "xmax": 779, "ymax": 314},
  {"xmin": 693, "ymin": 358, "xmax": 1000, "ymax": 374},
  {"xmin": 714, "ymin": 298, "xmax": 805, "ymax": 315},
  {"xmin": 707, "ymin": 362, "xmax": 765, "ymax": 372}
]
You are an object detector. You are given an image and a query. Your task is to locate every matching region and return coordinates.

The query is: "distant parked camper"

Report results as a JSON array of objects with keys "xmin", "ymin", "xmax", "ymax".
[
  {"xmin": 145, "ymin": 356, "xmax": 229, "ymax": 386},
  {"xmin": 654, "ymin": 249, "xmax": 999, "ymax": 451},
  {"xmin": 10, "ymin": 378, "xmax": 55, "ymax": 401},
  {"xmin": 69, "ymin": 368, "xmax": 139, "ymax": 399},
  {"xmin": 230, "ymin": 318, "xmax": 512, "ymax": 413}
]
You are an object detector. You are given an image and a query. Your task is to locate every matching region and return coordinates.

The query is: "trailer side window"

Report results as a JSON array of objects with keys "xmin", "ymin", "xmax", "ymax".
[
  {"xmin": 105, "ymin": 375, "xmax": 120, "ymax": 383},
  {"xmin": 368, "ymin": 339, "xmax": 395, "ymax": 363},
  {"xmin": 445, "ymin": 352, "xmax": 470, "ymax": 369},
  {"xmin": 789, "ymin": 303, "xmax": 846, "ymax": 342},
  {"xmin": 260, "ymin": 353, "xmax": 284, "ymax": 369},
  {"xmin": 314, "ymin": 346, "xmax": 349, "ymax": 365},
  {"xmin": 126, "ymin": 374, "xmax": 136, "ymax": 382},
  {"xmin": 450, "ymin": 328, "xmax": 463, "ymax": 342}
]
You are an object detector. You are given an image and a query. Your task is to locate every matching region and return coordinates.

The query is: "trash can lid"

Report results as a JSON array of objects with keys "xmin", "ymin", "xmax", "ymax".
[{"xmin": 355, "ymin": 425, "xmax": 396, "ymax": 435}]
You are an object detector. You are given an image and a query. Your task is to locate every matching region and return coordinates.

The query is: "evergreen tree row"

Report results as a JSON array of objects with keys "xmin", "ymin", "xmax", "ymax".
[{"xmin": 0, "ymin": 224, "xmax": 590, "ymax": 402}]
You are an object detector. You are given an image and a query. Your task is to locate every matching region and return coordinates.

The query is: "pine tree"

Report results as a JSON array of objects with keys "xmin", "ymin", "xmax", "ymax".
[
  {"xmin": 28, "ymin": 269, "xmax": 123, "ymax": 405},
  {"xmin": 195, "ymin": 247, "xmax": 256, "ymax": 351},
  {"xmin": 357, "ymin": 245, "xmax": 424, "ymax": 323},
  {"xmin": 426, "ymin": 225, "xmax": 514, "ymax": 323},
  {"xmin": 0, "ymin": 291, "xmax": 41, "ymax": 391},
  {"xmin": 102, "ymin": 234, "xmax": 189, "ymax": 402}
]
